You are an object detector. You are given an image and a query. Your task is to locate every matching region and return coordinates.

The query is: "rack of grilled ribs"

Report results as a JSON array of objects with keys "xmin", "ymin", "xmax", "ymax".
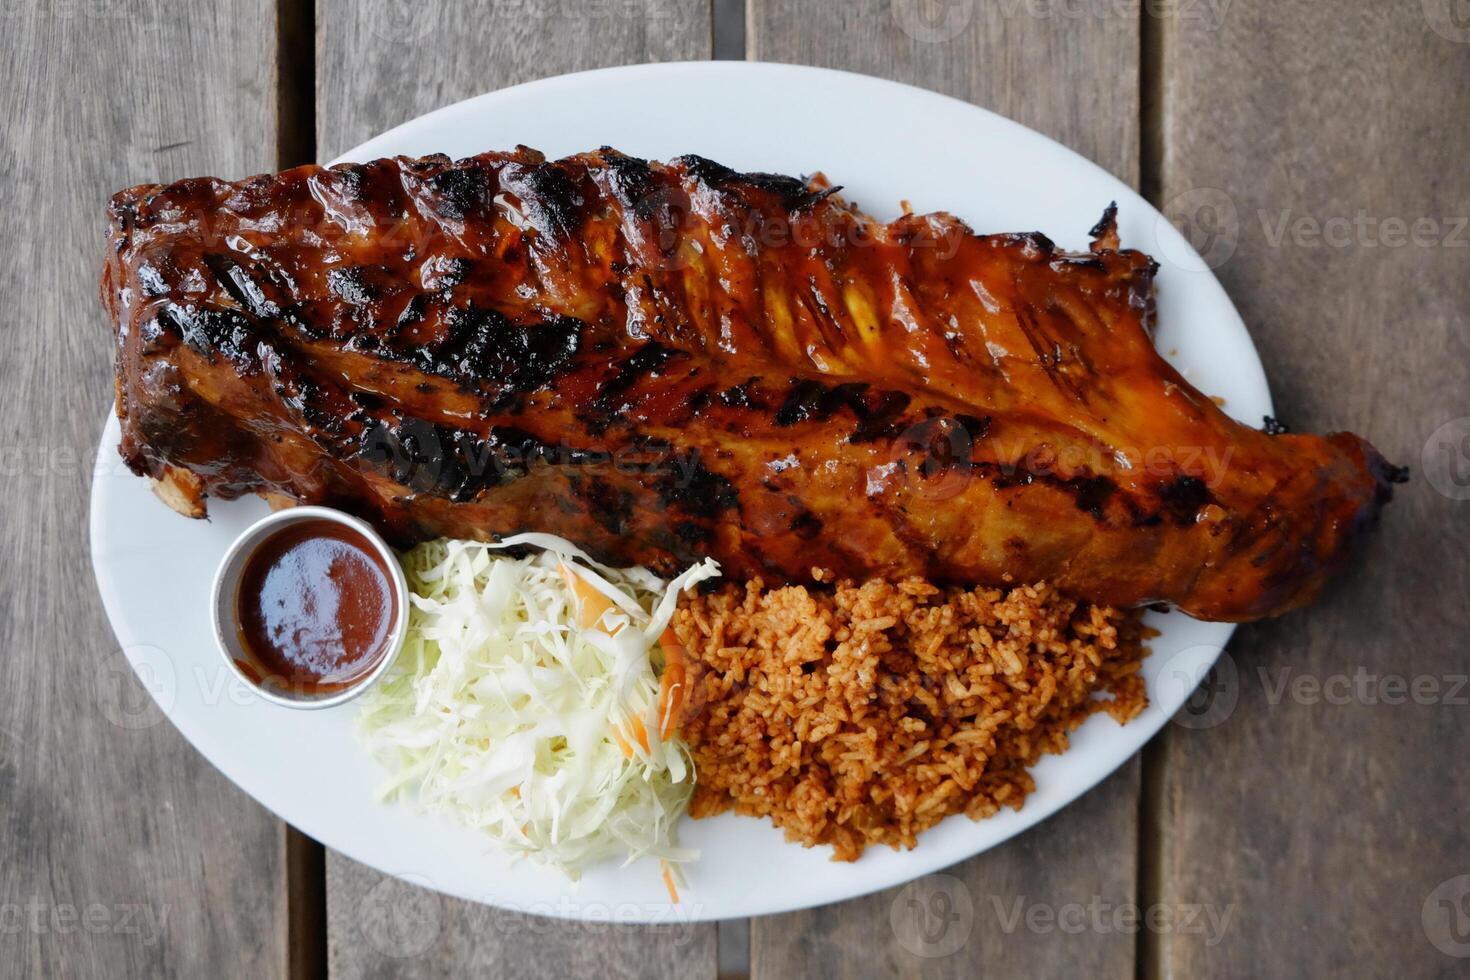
[{"xmin": 99, "ymin": 146, "xmax": 1402, "ymax": 621}]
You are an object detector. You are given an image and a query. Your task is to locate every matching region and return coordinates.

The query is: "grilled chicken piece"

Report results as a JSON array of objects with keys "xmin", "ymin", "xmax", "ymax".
[{"xmin": 100, "ymin": 147, "xmax": 1401, "ymax": 621}]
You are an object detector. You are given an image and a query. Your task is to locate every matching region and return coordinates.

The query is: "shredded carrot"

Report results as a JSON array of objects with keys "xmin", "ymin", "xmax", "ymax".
[
  {"xmin": 629, "ymin": 715, "xmax": 651, "ymax": 753},
  {"xmin": 661, "ymin": 860, "xmax": 680, "ymax": 904},
  {"xmin": 558, "ymin": 560, "xmax": 615, "ymax": 631},
  {"xmin": 657, "ymin": 628, "xmax": 687, "ymax": 740},
  {"xmin": 610, "ymin": 724, "xmax": 634, "ymax": 758}
]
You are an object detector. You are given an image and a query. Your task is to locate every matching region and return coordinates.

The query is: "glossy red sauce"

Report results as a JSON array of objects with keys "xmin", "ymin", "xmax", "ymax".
[{"xmin": 235, "ymin": 519, "xmax": 396, "ymax": 692}]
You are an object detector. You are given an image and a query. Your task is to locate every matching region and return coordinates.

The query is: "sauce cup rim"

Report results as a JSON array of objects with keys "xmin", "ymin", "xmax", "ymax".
[{"xmin": 211, "ymin": 505, "xmax": 410, "ymax": 710}]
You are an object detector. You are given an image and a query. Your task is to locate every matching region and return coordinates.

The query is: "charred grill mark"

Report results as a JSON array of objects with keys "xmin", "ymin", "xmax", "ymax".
[
  {"xmin": 1161, "ymin": 475, "xmax": 1211, "ymax": 526},
  {"xmin": 357, "ymin": 418, "xmax": 450, "ymax": 496},
  {"xmin": 592, "ymin": 343, "xmax": 681, "ymax": 414},
  {"xmin": 578, "ymin": 475, "xmax": 635, "ymax": 537},
  {"xmin": 599, "ymin": 150, "xmax": 659, "ymax": 213},
  {"xmin": 269, "ymin": 366, "xmax": 350, "ymax": 442},
  {"xmin": 138, "ymin": 313, "xmax": 173, "ymax": 354},
  {"xmin": 956, "ymin": 414, "xmax": 993, "ymax": 443},
  {"xmin": 500, "ymin": 161, "xmax": 584, "ymax": 243},
  {"xmin": 775, "ymin": 379, "xmax": 825, "ymax": 426},
  {"xmin": 135, "ymin": 257, "xmax": 175, "ymax": 298},
  {"xmin": 1067, "ymin": 475, "xmax": 1117, "ymax": 521},
  {"xmin": 686, "ymin": 385, "xmax": 714, "ymax": 415},
  {"xmin": 820, "ymin": 382, "xmax": 872, "ymax": 420},
  {"xmin": 323, "ymin": 163, "xmax": 366, "ymax": 201},
  {"xmin": 326, "ymin": 265, "xmax": 385, "ymax": 306},
  {"xmin": 775, "ymin": 378, "xmax": 913, "ymax": 441},
  {"xmin": 717, "ymin": 379, "xmax": 758, "ymax": 408},
  {"xmin": 395, "ymin": 293, "xmax": 428, "ymax": 330},
  {"xmin": 850, "ymin": 390, "xmax": 913, "ymax": 443},
  {"xmin": 656, "ymin": 456, "xmax": 739, "ymax": 518},
  {"xmin": 203, "ymin": 254, "xmax": 282, "ymax": 320},
  {"xmin": 421, "ymin": 256, "xmax": 472, "ymax": 291},
  {"xmin": 379, "ymin": 306, "xmax": 582, "ymax": 393},
  {"xmin": 984, "ymin": 462, "xmax": 1120, "ymax": 524},
  {"xmin": 425, "ymin": 165, "xmax": 489, "ymax": 221},
  {"xmin": 356, "ymin": 420, "xmax": 549, "ymax": 502},
  {"xmin": 673, "ymin": 520, "xmax": 712, "ymax": 552},
  {"xmin": 1124, "ymin": 497, "xmax": 1165, "ymax": 527},
  {"xmin": 159, "ymin": 303, "xmax": 263, "ymax": 374},
  {"xmin": 790, "ymin": 509, "xmax": 823, "ymax": 539}
]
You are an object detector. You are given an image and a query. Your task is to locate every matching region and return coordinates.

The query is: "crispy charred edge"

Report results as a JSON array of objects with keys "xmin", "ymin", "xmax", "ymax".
[{"xmin": 1089, "ymin": 202, "xmax": 1120, "ymax": 252}]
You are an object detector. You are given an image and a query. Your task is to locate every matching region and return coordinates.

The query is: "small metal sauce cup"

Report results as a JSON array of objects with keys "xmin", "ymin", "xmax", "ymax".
[{"xmin": 211, "ymin": 506, "xmax": 409, "ymax": 709}]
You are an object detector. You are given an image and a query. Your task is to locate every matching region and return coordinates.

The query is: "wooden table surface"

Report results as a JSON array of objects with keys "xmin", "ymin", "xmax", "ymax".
[{"xmin": 5, "ymin": 0, "xmax": 1468, "ymax": 976}]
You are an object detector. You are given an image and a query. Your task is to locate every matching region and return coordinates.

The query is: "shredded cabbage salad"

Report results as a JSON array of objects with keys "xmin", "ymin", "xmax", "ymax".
[{"xmin": 356, "ymin": 532, "xmax": 720, "ymax": 892}]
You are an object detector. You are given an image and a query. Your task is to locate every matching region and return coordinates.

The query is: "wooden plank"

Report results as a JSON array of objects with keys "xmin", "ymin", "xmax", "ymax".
[
  {"xmin": 1153, "ymin": 2, "xmax": 1470, "ymax": 975},
  {"xmin": 316, "ymin": 0, "xmax": 714, "ymax": 160},
  {"xmin": 0, "ymin": 2, "xmax": 287, "ymax": 977},
  {"xmin": 316, "ymin": 2, "xmax": 717, "ymax": 976},
  {"xmin": 750, "ymin": 0, "xmax": 1139, "ymax": 184},
  {"xmin": 746, "ymin": 2, "xmax": 1142, "ymax": 977}
]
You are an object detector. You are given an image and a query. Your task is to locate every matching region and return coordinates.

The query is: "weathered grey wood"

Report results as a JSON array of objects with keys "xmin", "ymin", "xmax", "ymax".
[
  {"xmin": 750, "ymin": 0, "xmax": 1140, "ymax": 185},
  {"xmin": 316, "ymin": 2, "xmax": 717, "ymax": 976},
  {"xmin": 746, "ymin": 2, "xmax": 1142, "ymax": 977},
  {"xmin": 0, "ymin": 2, "xmax": 288, "ymax": 977},
  {"xmin": 326, "ymin": 866, "xmax": 717, "ymax": 979},
  {"xmin": 1153, "ymin": 3, "xmax": 1470, "ymax": 976},
  {"xmin": 317, "ymin": 0, "xmax": 712, "ymax": 160}
]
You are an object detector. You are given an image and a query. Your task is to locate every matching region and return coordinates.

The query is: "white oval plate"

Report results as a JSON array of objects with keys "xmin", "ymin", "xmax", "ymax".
[{"xmin": 90, "ymin": 62, "xmax": 1268, "ymax": 922}]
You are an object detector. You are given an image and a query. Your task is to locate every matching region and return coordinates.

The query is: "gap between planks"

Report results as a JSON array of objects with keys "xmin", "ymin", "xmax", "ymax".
[
  {"xmin": 277, "ymin": 0, "xmax": 324, "ymax": 978},
  {"xmin": 1135, "ymin": 8, "xmax": 1167, "ymax": 980}
]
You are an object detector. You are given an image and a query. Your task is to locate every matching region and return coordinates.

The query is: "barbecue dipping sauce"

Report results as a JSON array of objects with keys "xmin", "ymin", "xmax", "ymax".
[{"xmin": 235, "ymin": 519, "xmax": 397, "ymax": 691}]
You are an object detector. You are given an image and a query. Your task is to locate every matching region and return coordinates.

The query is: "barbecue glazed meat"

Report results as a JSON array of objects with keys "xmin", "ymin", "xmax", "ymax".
[{"xmin": 100, "ymin": 147, "xmax": 1401, "ymax": 621}]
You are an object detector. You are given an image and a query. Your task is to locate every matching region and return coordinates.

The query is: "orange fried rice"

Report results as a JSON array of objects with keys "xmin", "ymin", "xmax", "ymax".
[{"xmin": 672, "ymin": 576, "xmax": 1150, "ymax": 861}]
